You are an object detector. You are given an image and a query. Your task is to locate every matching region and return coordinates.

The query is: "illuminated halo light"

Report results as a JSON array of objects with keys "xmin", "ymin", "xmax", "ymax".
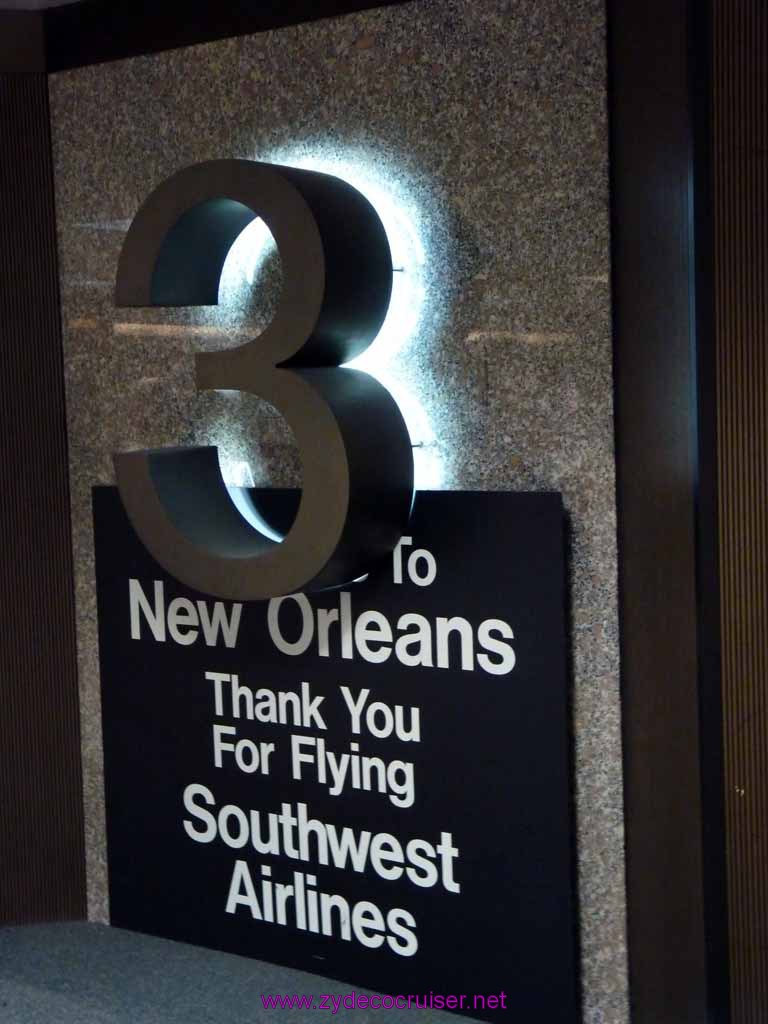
[
  {"xmin": 220, "ymin": 216, "xmax": 277, "ymax": 290},
  {"xmin": 215, "ymin": 148, "xmax": 443, "ymax": 497}
]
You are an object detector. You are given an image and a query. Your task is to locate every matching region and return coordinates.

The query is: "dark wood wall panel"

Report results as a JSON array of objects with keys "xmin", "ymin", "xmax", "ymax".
[
  {"xmin": 0, "ymin": 73, "xmax": 86, "ymax": 923},
  {"xmin": 609, "ymin": 0, "xmax": 729, "ymax": 1020},
  {"xmin": 713, "ymin": 3, "xmax": 768, "ymax": 1021}
]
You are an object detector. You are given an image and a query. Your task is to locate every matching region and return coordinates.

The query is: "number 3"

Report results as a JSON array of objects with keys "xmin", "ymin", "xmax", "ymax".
[{"xmin": 114, "ymin": 160, "xmax": 414, "ymax": 600}]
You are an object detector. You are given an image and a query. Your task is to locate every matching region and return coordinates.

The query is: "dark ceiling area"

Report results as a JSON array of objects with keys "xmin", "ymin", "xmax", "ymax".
[{"xmin": 33, "ymin": 0, "xmax": 411, "ymax": 71}]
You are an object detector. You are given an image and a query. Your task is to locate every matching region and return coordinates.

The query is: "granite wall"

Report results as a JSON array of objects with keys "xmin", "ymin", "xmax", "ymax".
[{"xmin": 49, "ymin": 1, "xmax": 627, "ymax": 1020}]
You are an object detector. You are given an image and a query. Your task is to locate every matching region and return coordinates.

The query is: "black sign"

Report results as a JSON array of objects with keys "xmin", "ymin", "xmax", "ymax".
[{"xmin": 93, "ymin": 488, "xmax": 578, "ymax": 1023}]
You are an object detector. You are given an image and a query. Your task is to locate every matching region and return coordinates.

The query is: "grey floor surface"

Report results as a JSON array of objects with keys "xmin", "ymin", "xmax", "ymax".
[{"xmin": 0, "ymin": 923, "xmax": 478, "ymax": 1023}]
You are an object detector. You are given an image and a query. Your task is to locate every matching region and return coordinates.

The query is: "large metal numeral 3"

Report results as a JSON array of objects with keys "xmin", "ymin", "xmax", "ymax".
[{"xmin": 115, "ymin": 159, "xmax": 414, "ymax": 600}]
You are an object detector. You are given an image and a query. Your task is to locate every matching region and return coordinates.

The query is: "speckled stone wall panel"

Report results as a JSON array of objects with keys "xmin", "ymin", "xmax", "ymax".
[{"xmin": 49, "ymin": 2, "xmax": 627, "ymax": 1021}]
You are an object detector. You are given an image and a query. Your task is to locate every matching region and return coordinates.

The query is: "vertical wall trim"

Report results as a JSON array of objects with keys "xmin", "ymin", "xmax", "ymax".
[
  {"xmin": 609, "ymin": 0, "xmax": 729, "ymax": 1020},
  {"xmin": 712, "ymin": 3, "xmax": 768, "ymax": 1021},
  {"xmin": 0, "ymin": 72, "xmax": 86, "ymax": 924},
  {"xmin": 691, "ymin": 0, "xmax": 731, "ymax": 1014}
]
